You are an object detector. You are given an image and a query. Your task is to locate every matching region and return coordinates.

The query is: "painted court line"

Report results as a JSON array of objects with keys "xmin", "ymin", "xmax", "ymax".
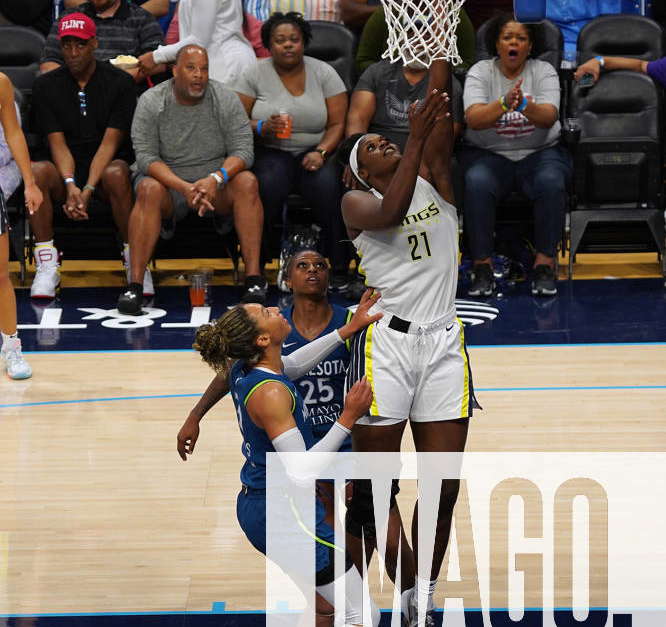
[
  {"xmin": 20, "ymin": 341, "xmax": 666, "ymax": 354},
  {"xmin": 2, "ymin": 386, "xmax": 666, "ymax": 409},
  {"xmin": 1, "ymin": 605, "xmax": 662, "ymax": 618}
]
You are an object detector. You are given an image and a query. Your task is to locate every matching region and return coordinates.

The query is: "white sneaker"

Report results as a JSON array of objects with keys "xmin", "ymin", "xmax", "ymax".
[
  {"xmin": 1, "ymin": 337, "xmax": 32, "ymax": 380},
  {"xmin": 122, "ymin": 246, "xmax": 155, "ymax": 297},
  {"xmin": 31, "ymin": 246, "xmax": 60, "ymax": 299}
]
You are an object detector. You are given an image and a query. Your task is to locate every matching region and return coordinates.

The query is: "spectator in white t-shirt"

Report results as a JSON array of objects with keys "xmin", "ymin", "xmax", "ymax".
[{"xmin": 137, "ymin": 0, "xmax": 256, "ymax": 85}]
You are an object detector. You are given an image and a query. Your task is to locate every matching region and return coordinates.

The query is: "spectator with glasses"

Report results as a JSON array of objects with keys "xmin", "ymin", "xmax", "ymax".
[{"xmin": 29, "ymin": 13, "xmax": 141, "ymax": 299}]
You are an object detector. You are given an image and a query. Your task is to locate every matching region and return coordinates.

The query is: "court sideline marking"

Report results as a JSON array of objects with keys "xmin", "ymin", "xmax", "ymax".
[{"xmin": 2, "ymin": 385, "xmax": 666, "ymax": 409}]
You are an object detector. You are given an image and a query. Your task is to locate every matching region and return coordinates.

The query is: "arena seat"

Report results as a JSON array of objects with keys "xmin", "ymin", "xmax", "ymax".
[
  {"xmin": 0, "ymin": 25, "xmax": 45, "ymax": 96},
  {"xmin": 305, "ymin": 20, "xmax": 356, "ymax": 91},
  {"xmin": 568, "ymin": 71, "xmax": 665, "ymax": 282},
  {"xmin": 577, "ymin": 14, "xmax": 663, "ymax": 65}
]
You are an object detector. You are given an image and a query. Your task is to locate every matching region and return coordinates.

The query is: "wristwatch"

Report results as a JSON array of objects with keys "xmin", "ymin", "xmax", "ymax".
[
  {"xmin": 595, "ymin": 55, "xmax": 605, "ymax": 68},
  {"xmin": 315, "ymin": 147, "xmax": 328, "ymax": 160}
]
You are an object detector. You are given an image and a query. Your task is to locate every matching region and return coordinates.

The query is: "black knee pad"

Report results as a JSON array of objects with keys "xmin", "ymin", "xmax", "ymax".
[
  {"xmin": 346, "ymin": 479, "xmax": 400, "ymax": 539},
  {"xmin": 315, "ymin": 546, "xmax": 354, "ymax": 586}
]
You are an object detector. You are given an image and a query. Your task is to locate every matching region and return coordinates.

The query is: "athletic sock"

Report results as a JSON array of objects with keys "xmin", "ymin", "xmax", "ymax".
[
  {"xmin": 1, "ymin": 331, "xmax": 19, "ymax": 347},
  {"xmin": 414, "ymin": 575, "xmax": 438, "ymax": 613},
  {"xmin": 401, "ymin": 586, "xmax": 415, "ymax": 618},
  {"xmin": 34, "ymin": 239, "xmax": 54, "ymax": 249}
]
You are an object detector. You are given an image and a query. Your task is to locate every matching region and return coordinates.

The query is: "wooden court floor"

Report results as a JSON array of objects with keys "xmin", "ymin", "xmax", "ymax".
[{"xmin": 1, "ymin": 343, "xmax": 665, "ymax": 615}]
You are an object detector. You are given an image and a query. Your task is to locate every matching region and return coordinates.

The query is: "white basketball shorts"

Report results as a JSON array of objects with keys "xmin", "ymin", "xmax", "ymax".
[{"xmin": 345, "ymin": 313, "xmax": 478, "ymax": 424}]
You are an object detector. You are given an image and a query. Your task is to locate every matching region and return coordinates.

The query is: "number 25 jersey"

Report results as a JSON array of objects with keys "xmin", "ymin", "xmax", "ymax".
[{"xmin": 352, "ymin": 176, "xmax": 458, "ymax": 324}]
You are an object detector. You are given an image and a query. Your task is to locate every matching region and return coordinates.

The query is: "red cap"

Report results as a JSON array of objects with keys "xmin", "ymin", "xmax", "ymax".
[{"xmin": 58, "ymin": 12, "xmax": 97, "ymax": 40}]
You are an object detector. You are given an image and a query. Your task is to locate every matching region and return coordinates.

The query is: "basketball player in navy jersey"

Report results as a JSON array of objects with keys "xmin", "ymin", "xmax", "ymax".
[
  {"xmin": 338, "ymin": 60, "xmax": 478, "ymax": 624},
  {"xmin": 190, "ymin": 296, "xmax": 383, "ymax": 625},
  {"xmin": 282, "ymin": 249, "xmax": 353, "ymax": 451}
]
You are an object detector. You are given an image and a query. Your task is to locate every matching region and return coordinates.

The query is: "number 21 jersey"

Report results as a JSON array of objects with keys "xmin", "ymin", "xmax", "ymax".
[{"xmin": 352, "ymin": 176, "xmax": 458, "ymax": 324}]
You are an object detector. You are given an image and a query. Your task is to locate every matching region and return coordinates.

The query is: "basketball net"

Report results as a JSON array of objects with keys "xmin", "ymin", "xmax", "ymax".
[{"xmin": 381, "ymin": 0, "xmax": 465, "ymax": 68}]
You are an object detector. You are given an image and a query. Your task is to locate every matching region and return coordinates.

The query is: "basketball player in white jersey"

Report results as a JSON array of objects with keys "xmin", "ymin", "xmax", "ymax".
[{"xmin": 338, "ymin": 59, "xmax": 478, "ymax": 625}]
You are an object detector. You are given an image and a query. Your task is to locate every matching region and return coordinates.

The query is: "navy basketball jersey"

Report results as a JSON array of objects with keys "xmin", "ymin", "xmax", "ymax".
[
  {"xmin": 229, "ymin": 360, "xmax": 314, "ymax": 490},
  {"xmin": 281, "ymin": 304, "xmax": 352, "ymax": 452}
]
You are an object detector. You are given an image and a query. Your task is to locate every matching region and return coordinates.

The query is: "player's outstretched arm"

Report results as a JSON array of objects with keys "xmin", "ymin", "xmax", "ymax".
[
  {"xmin": 282, "ymin": 290, "xmax": 382, "ymax": 379},
  {"xmin": 422, "ymin": 60, "xmax": 455, "ymax": 203},
  {"xmin": 177, "ymin": 371, "xmax": 230, "ymax": 461}
]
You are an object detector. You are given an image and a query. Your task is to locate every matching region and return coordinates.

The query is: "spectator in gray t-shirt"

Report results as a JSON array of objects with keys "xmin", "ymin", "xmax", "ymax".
[
  {"xmin": 233, "ymin": 12, "xmax": 351, "ymax": 288},
  {"xmin": 347, "ymin": 59, "xmax": 464, "ymax": 152},
  {"xmin": 460, "ymin": 13, "xmax": 571, "ymax": 299},
  {"xmin": 117, "ymin": 44, "xmax": 266, "ymax": 315}
]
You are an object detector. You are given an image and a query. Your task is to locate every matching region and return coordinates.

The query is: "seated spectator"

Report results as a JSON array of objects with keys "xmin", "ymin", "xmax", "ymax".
[
  {"xmin": 137, "ymin": 0, "xmax": 257, "ymax": 86},
  {"xmin": 40, "ymin": 0, "xmax": 164, "ymax": 84},
  {"xmin": 65, "ymin": 0, "xmax": 170, "ymax": 18},
  {"xmin": 575, "ymin": 54, "xmax": 666, "ymax": 88},
  {"xmin": 346, "ymin": 58, "xmax": 465, "ymax": 151},
  {"xmin": 0, "ymin": 0, "xmax": 53, "ymax": 36},
  {"xmin": 460, "ymin": 13, "xmax": 571, "ymax": 297},
  {"xmin": 234, "ymin": 12, "xmax": 351, "ymax": 289},
  {"xmin": 118, "ymin": 44, "xmax": 265, "ymax": 315},
  {"xmin": 29, "ymin": 13, "xmax": 139, "ymax": 300},
  {"xmin": 355, "ymin": 5, "xmax": 476, "ymax": 73}
]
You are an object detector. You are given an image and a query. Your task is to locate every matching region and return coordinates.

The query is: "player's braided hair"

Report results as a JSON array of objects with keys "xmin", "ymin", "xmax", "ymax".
[{"xmin": 193, "ymin": 306, "xmax": 262, "ymax": 375}]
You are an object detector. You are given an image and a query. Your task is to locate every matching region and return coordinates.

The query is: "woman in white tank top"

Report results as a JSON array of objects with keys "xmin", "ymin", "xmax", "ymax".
[{"xmin": 337, "ymin": 60, "xmax": 478, "ymax": 625}]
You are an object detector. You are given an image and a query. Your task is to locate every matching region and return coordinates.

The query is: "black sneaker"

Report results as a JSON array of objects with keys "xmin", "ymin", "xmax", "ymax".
[
  {"xmin": 531, "ymin": 264, "xmax": 557, "ymax": 296},
  {"xmin": 117, "ymin": 283, "xmax": 143, "ymax": 315},
  {"xmin": 241, "ymin": 275, "xmax": 268, "ymax": 304},
  {"xmin": 468, "ymin": 263, "xmax": 495, "ymax": 297}
]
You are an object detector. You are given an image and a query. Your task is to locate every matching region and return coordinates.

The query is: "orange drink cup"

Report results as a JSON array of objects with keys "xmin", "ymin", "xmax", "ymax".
[{"xmin": 275, "ymin": 111, "xmax": 292, "ymax": 139}]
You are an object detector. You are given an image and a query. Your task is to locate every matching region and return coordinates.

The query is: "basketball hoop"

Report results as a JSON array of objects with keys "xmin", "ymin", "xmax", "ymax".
[{"xmin": 380, "ymin": 0, "xmax": 465, "ymax": 68}]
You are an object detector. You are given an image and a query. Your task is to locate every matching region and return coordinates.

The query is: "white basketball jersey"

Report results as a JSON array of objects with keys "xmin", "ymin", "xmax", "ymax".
[{"xmin": 352, "ymin": 176, "xmax": 458, "ymax": 324}]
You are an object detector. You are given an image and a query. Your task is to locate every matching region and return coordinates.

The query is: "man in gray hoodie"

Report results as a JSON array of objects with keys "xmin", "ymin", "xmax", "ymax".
[{"xmin": 118, "ymin": 44, "xmax": 265, "ymax": 314}]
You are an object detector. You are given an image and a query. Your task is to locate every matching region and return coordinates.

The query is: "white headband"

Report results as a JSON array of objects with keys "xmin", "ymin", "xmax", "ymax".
[
  {"xmin": 349, "ymin": 134, "xmax": 369, "ymax": 189},
  {"xmin": 349, "ymin": 134, "xmax": 384, "ymax": 198}
]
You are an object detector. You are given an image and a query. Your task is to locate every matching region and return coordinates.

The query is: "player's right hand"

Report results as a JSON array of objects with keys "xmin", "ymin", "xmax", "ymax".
[
  {"xmin": 341, "ymin": 376, "xmax": 373, "ymax": 424},
  {"xmin": 177, "ymin": 415, "xmax": 200, "ymax": 461},
  {"xmin": 338, "ymin": 289, "xmax": 383, "ymax": 340},
  {"xmin": 409, "ymin": 88, "xmax": 450, "ymax": 140}
]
